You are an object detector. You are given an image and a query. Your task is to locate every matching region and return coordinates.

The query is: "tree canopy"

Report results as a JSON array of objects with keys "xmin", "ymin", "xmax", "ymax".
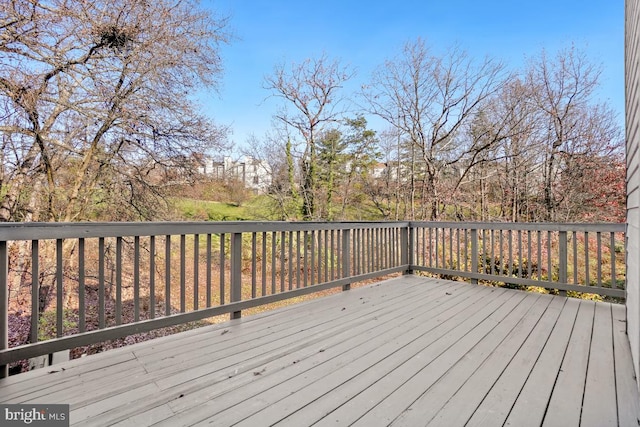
[{"xmin": 0, "ymin": 0, "xmax": 231, "ymax": 221}]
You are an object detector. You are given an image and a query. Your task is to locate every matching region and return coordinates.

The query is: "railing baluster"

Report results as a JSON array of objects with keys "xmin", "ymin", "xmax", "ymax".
[
  {"xmin": 482, "ymin": 228, "xmax": 487, "ymax": 273},
  {"xmin": 518, "ymin": 230, "xmax": 523, "ymax": 278},
  {"xmin": 325, "ymin": 229, "xmax": 330, "ymax": 279},
  {"xmin": 362, "ymin": 227, "xmax": 366, "ymax": 272},
  {"xmin": 368, "ymin": 228, "xmax": 372, "ymax": 272},
  {"xmin": 353, "ymin": 228, "xmax": 358, "ymax": 275},
  {"xmin": 180, "ymin": 235, "xmax": 186, "ymax": 313},
  {"xmin": 527, "ymin": 230, "xmax": 532, "ymax": 279},
  {"xmin": 442, "ymin": 227, "xmax": 446, "ymax": 269},
  {"xmin": 508, "ymin": 230, "xmax": 513, "ymax": 277},
  {"xmin": 547, "ymin": 231, "xmax": 552, "ymax": 284},
  {"xmin": 251, "ymin": 233, "xmax": 257, "ymax": 298},
  {"xmin": 304, "ymin": 230, "xmax": 309, "ymax": 287},
  {"xmin": 449, "ymin": 227, "xmax": 453, "ymax": 270},
  {"xmin": 401, "ymin": 226, "xmax": 408, "ymax": 271},
  {"xmin": 206, "ymin": 234, "xmax": 212, "ymax": 307},
  {"xmin": 585, "ymin": 231, "xmax": 590, "ymax": 287},
  {"xmin": 471, "ymin": 228, "xmax": 478, "ymax": 284},
  {"xmin": 193, "ymin": 234, "xmax": 199, "ymax": 311},
  {"xmin": 165, "ymin": 235, "xmax": 171, "ymax": 316},
  {"xmin": 537, "ymin": 231, "xmax": 542, "ymax": 281},
  {"xmin": 408, "ymin": 226, "xmax": 415, "ymax": 272},
  {"xmin": 573, "ymin": 231, "xmax": 578, "ymax": 284},
  {"xmin": 32, "ymin": 240, "xmax": 40, "ymax": 341},
  {"xmin": 0, "ymin": 240, "xmax": 7, "ymax": 378},
  {"xmin": 429, "ymin": 227, "xmax": 433, "ymax": 268},
  {"xmin": 611, "ymin": 232, "xmax": 617, "ymax": 289},
  {"xmin": 150, "ymin": 236, "xmax": 156, "ymax": 319},
  {"xmin": 435, "ymin": 228, "xmax": 439, "ymax": 269},
  {"xmin": 597, "ymin": 231, "xmax": 603, "ymax": 287},
  {"xmin": 271, "ymin": 231, "xmax": 277, "ymax": 293},
  {"xmin": 280, "ymin": 230, "xmax": 286, "ymax": 292},
  {"xmin": 288, "ymin": 231, "xmax": 293, "ymax": 290},
  {"xmin": 559, "ymin": 230, "xmax": 568, "ymax": 292},
  {"xmin": 499, "ymin": 230, "xmax": 504, "ymax": 275},
  {"xmin": 116, "ymin": 237, "xmax": 122, "ymax": 325},
  {"xmin": 98, "ymin": 238, "xmax": 105, "ymax": 330},
  {"xmin": 134, "ymin": 235, "xmax": 140, "ymax": 322},
  {"xmin": 56, "ymin": 239, "xmax": 64, "ymax": 337},
  {"xmin": 392, "ymin": 227, "xmax": 396, "ymax": 267},
  {"xmin": 457, "ymin": 228, "xmax": 461, "ymax": 271},
  {"xmin": 464, "ymin": 228, "xmax": 468, "ymax": 272},
  {"xmin": 296, "ymin": 230, "xmax": 301, "ymax": 287},
  {"xmin": 490, "ymin": 229, "xmax": 496, "ymax": 274},
  {"xmin": 77, "ymin": 239, "xmax": 84, "ymax": 331},
  {"xmin": 230, "ymin": 232, "xmax": 242, "ymax": 319},
  {"xmin": 342, "ymin": 229, "xmax": 351, "ymax": 291},
  {"xmin": 261, "ymin": 232, "xmax": 267, "ymax": 295},
  {"xmin": 220, "ymin": 233, "xmax": 226, "ymax": 304},
  {"xmin": 336, "ymin": 229, "xmax": 342, "ymax": 278},
  {"xmin": 310, "ymin": 230, "xmax": 316, "ymax": 286},
  {"xmin": 318, "ymin": 229, "xmax": 323, "ymax": 282},
  {"xmin": 330, "ymin": 230, "xmax": 335, "ymax": 280},
  {"xmin": 381, "ymin": 227, "xmax": 385, "ymax": 269}
]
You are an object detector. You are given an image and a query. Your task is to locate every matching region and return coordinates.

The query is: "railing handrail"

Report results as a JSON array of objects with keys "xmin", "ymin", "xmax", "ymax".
[
  {"xmin": 410, "ymin": 221, "xmax": 625, "ymax": 232},
  {"xmin": 0, "ymin": 221, "xmax": 411, "ymax": 241}
]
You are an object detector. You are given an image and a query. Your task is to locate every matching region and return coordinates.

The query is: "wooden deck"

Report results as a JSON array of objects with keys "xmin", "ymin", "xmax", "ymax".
[{"xmin": 1, "ymin": 275, "xmax": 639, "ymax": 426}]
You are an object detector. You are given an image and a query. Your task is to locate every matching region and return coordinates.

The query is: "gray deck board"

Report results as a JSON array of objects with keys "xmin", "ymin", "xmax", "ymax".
[
  {"xmin": 348, "ymin": 291, "xmax": 535, "ymax": 427},
  {"xmin": 463, "ymin": 296, "xmax": 566, "ymax": 426},
  {"xmin": 189, "ymin": 282, "xmax": 496, "ymax": 426},
  {"xmin": 0, "ymin": 275, "xmax": 638, "ymax": 427},
  {"xmin": 393, "ymin": 294, "xmax": 558, "ymax": 427},
  {"xmin": 502, "ymin": 297, "xmax": 581, "ymax": 427},
  {"xmin": 612, "ymin": 304, "xmax": 640, "ymax": 426},
  {"xmin": 543, "ymin": 301, "xmax": 595, "ymax": 426},
  {"xmin": 581, "ymin": 303, "xmax": 617, "ymax": 426},
  {"xmin": 230, "ymin": 287, "xmax": 513, "ymax": 427}
]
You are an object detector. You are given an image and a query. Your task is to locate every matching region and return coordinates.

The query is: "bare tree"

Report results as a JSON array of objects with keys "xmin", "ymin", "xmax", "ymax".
[
  {"xmin": 364, "ymin": 38, "xmax": 507, "ymax": 219},
  {"xmin": 264, "ymin": 54, "xmax": 354, "ymax": 220},
  {"xmin": 0, "ymin": 0, "xmax": 230, "ymax": 222},
  {"xmin": 525, "ymin": 46, "xmax": 614, "ymax": 221}
]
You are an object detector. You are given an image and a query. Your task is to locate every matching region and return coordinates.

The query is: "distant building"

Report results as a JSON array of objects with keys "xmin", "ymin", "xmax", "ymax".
[{"xmin": 197, "ymin": 156, "xmax": 272, "ymax": 193}]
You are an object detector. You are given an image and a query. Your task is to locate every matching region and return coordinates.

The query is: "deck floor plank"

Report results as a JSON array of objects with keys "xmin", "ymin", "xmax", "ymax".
[
  {"xmin": 463, "ymin": 296, "xmax": 567, "ymax": 427},
  {"xmin": 348, "ymin": 292, "xmax": 541, "ymax": 427},
  {"xmin": 149, "ymin": 277, "xmax": 450, "ymax": 388},
  {"xmin": 390, "ymin": 294, "xmax": 560, "ymax": 427},
  {"xmin": 181, "ymin": 283, "xmax": 502, "ymax": 426},
  {"xmin": 502, "ymin": 297, "xmax": 581, "ymax": 427},
  {"xmin": 581, "ymin": 302, "xmax": 617, "ymax": 427},
  {"xmin": 235, "ymin": 288, "xmax": 520, "ymax": 427},
  {"xmin": 84, "ymin": 279, "xmax": 470, "ymax": 426},
  {"xmin": 315, "ymin": 292, "xmax": 542, "ymax": 427},
  {"xmin": 542, "ymin": 300, "xmax": 595, "ymax": 427},
  {"xmin": 0, "ymin": 275, "xmax": 637, "ymax": 427},
  {"xmin": 612, "ymin": 304, "xmax": 640, "ymax": 426}
]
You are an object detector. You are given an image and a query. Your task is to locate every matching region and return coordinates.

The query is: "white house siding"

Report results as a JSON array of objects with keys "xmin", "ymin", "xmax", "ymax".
[{"xmin": 626, "ymin": 0, "xmax": 640, "ymax": 389}]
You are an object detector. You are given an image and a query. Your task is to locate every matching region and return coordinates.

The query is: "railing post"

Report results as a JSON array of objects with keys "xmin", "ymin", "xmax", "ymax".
[
  {"xmin": 471, "ymin": 228, "xmax": 478, "ymax": 285},
  {"xmin": 342, "ymin": 229, "xmax": 351, "ymax": 291},
  {"xmin": 402, "ymin": 225, "xmax": 414, "ymax": 274},
  {"xmin": 558, "ymin": 230, "xmax": 568, "ymax": 296},
  {"xmin": 0, "ymin": 240, "xmax": 7, "ymax": 378},
  {"xmin": 230, "ymin": 232, "xmax": 242, "ymax": 319}
]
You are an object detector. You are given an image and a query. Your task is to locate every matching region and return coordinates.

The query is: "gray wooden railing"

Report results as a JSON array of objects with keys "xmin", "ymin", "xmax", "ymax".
[
  {"xmin": 0, "ymin": 221, "xmax": 625, "ymax": 377},
  {"xmin": 411, "ymin": 222, "xmax": 626, "ymax": 299}
]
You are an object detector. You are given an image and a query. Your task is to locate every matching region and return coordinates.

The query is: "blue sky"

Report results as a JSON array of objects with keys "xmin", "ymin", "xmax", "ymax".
[{"xmin": 201, "ymin": 0, "xmax": 624, "ymax": 151}]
